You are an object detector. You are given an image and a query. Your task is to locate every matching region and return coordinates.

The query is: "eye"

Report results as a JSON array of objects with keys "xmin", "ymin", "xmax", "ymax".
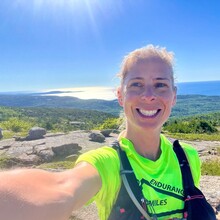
[
  {"xmin": 155, "ymin": 82, "xmax": 168, "ymax": 88},
  {"xmin": 130, "ymin": 82, "xmax": 143, "ymax": 87}
]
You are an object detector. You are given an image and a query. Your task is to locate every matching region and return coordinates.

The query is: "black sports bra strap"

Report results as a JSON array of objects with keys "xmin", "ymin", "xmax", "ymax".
[
  {"xmin": 111, "ymin": 141, "xmax": 144, "ymax": 205},
  {"xmin": 173, "ymin": 140, "xmax": 195, "ymax": 194}
]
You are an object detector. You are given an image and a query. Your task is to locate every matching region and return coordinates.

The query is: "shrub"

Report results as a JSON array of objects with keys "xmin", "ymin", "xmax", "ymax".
[
  {"xmin": 95, "ymin": 117, "xmax": 121, "ymax": 130},
  {"xmin": 201, "ymin": 159, "xmax": 220, "ymax": 176},
  {"xmin": 190, "ymin": 120, "xmax": 217, "ymax": 134},
  {"xmin": 0, "ymin": 118, "xmax": 34, "ymax": 133},
  {"xmin": 164, "ymin": 119, "xmax": 218, "ymax": 134}
]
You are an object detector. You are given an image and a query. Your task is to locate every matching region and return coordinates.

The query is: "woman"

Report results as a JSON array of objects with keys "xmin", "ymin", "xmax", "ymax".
[{"xmin": 0, "ymin": 45, "xmax": 200, "ymax": 220}]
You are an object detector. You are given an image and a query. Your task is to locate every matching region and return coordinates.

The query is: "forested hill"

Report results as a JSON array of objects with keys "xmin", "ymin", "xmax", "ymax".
[
  {"xmin": 0, "ymin": 94, "xmax": 120, "ymax": 115},
  {"xmin": 171, "ymin": 95, "xmax": 220, "ymax": 117},
  {"xmin": 0, "ymin": 94, "xmax": 219, "ymax": 117}
]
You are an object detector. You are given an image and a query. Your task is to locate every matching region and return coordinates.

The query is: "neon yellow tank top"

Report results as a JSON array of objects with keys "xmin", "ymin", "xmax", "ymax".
[{"xmin": 76, "ymin": 134, "xmax": 201, "ymax": 220}]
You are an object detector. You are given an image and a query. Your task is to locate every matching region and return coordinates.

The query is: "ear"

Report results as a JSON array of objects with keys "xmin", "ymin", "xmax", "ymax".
[
  {"xmin": 172, "ymin": 86, "xmax": 177, "ymax": 107},
  {"xmin": 117, "ymin": 87, "xmax": 123, "ymax": 107}
]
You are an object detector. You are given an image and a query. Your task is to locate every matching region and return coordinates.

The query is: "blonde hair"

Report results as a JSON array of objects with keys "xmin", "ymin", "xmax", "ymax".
[{"xmin": 117, "ymin": 44, "xmax": 175, "ymax": 84}]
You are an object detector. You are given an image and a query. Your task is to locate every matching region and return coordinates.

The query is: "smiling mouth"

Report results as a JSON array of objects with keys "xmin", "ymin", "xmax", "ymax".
[{"xmin": 137, "ymin": 109, "xmax": 161, "ymax": 117}]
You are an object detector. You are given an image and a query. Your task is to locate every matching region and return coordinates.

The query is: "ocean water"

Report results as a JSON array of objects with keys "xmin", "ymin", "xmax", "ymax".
[
  {"xmin": 177, "ymin": 81, "xmax": 220, "ymax": 96},
  {"xmin": 1, "ymin": 81, "xmax": 219, "ymax": 100}
]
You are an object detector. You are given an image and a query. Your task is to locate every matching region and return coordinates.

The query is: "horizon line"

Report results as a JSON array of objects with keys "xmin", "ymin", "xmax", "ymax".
[{"xmin": 0, "ymin": 79, "xmax": 220, "ymax": 93}]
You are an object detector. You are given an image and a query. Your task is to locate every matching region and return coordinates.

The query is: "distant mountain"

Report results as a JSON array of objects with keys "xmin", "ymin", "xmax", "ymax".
[
  {"xmin": 171, "ymin": 95, "xmax": 220, "ymax": 117},
  {"xmin": 0, "ymin": 94, "xmax": 219, "ymax": 117},
  {"xmin": 0, "ymin": 94, "xmax": 121, "ymax": 115}
]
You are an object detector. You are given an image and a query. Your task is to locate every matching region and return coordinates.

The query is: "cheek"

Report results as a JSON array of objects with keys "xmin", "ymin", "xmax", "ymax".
[
  {"xmin": 165, "ymin": 94, "xmax": 176, "ymax": 108},
  {"xmin": 119, "ymin": 92, "xmax": 137, "ymax": 111},
  {"xmin": 160, "ymin": 92, "xmax": 176, "ymax": 106},
  {"xmin": 123, "ymin": 90, "xmax": 139, "ymax": 104}
]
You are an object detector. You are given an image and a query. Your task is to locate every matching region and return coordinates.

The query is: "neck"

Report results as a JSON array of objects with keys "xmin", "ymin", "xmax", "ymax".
[{"xmin": 123, "ymin": 128, "xmax": 162, "ymax": 161}]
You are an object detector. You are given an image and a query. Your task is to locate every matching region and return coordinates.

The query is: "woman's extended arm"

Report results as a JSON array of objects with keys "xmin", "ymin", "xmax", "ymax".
[{"xmin": 0, "ymin": 162, "xmax": 101, "ymax": 220}]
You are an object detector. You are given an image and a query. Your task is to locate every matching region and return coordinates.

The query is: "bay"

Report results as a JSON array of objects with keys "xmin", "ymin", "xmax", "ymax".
[{"xmin": 177, "ymin": 81, "xmax": 220, "ymax": 96}]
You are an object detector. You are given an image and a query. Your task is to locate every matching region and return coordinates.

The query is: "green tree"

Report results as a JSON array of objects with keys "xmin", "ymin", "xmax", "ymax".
[
  {"xmin": 0, "ymin": 118, "xmax": 34, "ymax": 133},
  {"xmin": 96, "ymin": 118, "xmax": 120, "ymax": 130}
]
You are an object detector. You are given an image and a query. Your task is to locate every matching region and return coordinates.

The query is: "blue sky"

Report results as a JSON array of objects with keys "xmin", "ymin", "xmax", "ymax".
[{"xmin": 0, "ymin": 0, "xmax": 220, "ymax": 93}]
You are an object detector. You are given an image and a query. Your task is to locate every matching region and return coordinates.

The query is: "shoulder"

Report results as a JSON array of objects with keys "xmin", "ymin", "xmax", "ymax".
[
  {"xmin": 76, "ymin": 146, "xmax": 120, "ymax": 185},
  {"xmin": 178, "ymin": 141, "xmax": 201, "ymax": 187},
  {"xmin": 76, "ymin": 146, "xmax": 119, "ymax": 167},
  {"xmin": 161, "ymin": 134, "xmax": 199, "ymax": 157},
  {"xmin": 161, "ymin": 135, "xmax": 201, "ymax": 186},
  {"xmin": 179, "ymin": 141, "xmax": 200, "ymax": 159}
]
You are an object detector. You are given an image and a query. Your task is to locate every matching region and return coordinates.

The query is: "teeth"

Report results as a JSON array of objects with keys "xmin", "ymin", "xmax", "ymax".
[{"xmin": 139, "ymin": 109, "xmax": 158, "ymax": 116}]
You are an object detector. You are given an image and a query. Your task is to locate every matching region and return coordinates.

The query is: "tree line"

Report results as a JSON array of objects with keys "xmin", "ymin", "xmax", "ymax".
[{"xmin": 0, "ymin": 106, "xmax": 219, "ymax": 139}]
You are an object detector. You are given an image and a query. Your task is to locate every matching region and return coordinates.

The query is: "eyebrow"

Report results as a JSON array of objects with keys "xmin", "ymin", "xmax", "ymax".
[
  {"xmin": 128, "ymin": 77, "xmax": 170, "ymax": 81},
  {"xmin": 154, "ymin": 77, "xmax": 170, "ymax": 81},
  {"xmin": 128, "ymin": 77, "xmax": 144, "ymax": 81}
]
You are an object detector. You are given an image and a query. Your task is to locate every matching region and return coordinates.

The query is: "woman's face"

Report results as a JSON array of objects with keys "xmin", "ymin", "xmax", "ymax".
[{"xmin": 118, "ymin": 59, "xmax": 177, "ymax": 132}]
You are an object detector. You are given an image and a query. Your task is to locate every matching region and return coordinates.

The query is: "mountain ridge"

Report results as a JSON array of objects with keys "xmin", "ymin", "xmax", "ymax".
[{"xmin": 0, "ymin": 94, "xmax": 220, "ymax": 117}]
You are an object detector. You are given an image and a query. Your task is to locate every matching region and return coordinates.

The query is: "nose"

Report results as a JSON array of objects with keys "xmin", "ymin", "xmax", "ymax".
[{"xmin": 140, "ymin": 87, "xmax": 156, "ymax": 101}]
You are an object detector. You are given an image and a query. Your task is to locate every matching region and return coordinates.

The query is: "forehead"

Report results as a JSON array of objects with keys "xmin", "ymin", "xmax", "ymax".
[{"xmin": 124, "ymin": 58, "xmax": 173, "ymax": 81}]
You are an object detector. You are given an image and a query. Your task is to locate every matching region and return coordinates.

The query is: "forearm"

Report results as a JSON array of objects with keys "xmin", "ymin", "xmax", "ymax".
[
  {"xmin": 0, "ymin": 169, "xmax": 74, "ymax": 220},
  {"xmin": 0, "ymin": 163, "xmax": 101, "ymax": 220},
  {"xmin": 0, "ymin": 190, "xmax": 72, "ymax": 220}
]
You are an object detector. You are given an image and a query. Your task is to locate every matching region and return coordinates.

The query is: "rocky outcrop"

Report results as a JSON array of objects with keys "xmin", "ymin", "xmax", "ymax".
[
  {"xmin": 26, "ymin": 127, "xmax": 47, "ymax": 140},
  {"xmin": 14, "ymin": 127, "xmax": 47, "ymax": 141},
  {"xmin": 100, "ymin": 129, "xmax": 113, "ymax": 137},
  {"xmin": 0, "ymin": 130, "xmax": 116, "ymax": 167},
  {"xmin": 52, "ymin": 143, "xmax": 81, "ymax": 157},
  {"xmin": 89, "ymin": 132, "xmax": 105, "ymax": 143}
]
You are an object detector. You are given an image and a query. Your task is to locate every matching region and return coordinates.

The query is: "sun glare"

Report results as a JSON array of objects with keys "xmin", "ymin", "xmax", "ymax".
[
  {"xmin": 14, "ymin": 0, "xmax": 96, "ymax": 11},
  {"xmin": 14, "ymin": 0, "xmax": 105, "ymax": 36},
  {"xmin": 43, "ymin": 87, "xmax": 117, "ymax": 100}
]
